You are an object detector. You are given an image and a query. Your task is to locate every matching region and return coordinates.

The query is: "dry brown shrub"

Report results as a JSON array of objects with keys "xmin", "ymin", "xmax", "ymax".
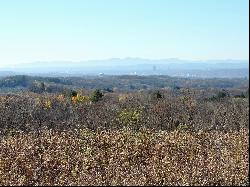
[{"xmin": 0, "ymin": 128, "xmax": 248, "ymax": 186}]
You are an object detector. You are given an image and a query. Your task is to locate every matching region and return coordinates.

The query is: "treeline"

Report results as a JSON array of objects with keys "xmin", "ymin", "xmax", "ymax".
[
  {"xmin": 0, "ymin": 75, "xmax": 72, "ymax": 93},
  {"xmin": 0, "ymin": 75, "xmax": 249, "ymax": 93}
]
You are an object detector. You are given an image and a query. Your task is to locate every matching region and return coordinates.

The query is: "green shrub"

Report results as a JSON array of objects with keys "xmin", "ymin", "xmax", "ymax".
[
  {"xmin": 155, "ymin": 90, "xmax": 163, "ymax": 99},
  {"xmin": 71, "ymin": 90, "xmax": 78, "ymax": 97},
  {"xmin": 90, "ymin": 89, "xmax": 104, "ymax": 102}
]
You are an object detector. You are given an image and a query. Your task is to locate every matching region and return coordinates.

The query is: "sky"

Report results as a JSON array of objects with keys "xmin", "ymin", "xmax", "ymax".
[{"xmin": 0, "ymin": 0, "xmax": 249, "ymax": 67}]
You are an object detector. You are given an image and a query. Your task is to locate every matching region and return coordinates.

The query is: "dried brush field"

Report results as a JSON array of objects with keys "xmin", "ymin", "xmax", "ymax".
[{"xmin": 0, "ymin": 87, "xmax": 249, "ymax": 185}]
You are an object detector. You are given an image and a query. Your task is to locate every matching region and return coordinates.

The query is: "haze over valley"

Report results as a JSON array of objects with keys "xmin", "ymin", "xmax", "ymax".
[{"xmin": 1, "ymin": 58, "xmax": 249, "ymax": 78}]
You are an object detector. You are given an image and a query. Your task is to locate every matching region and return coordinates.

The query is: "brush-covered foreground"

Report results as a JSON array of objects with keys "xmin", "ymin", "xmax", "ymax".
[
  {"xmin": 0, "ymin": 128, "xmax": 248, "ymax": 186},
  {"xmin": 0, "ymin": 88, "xmax": 249, "ymax": 185}
]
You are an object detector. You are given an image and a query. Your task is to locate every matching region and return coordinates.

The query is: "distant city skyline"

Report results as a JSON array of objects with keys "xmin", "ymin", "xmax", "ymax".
[{"xmin": 0, "ymin": 0, "xmax": 249, "ymax": 67}]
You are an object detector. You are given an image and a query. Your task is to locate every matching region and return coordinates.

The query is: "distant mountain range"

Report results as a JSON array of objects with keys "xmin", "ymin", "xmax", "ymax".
[{"xmin": 0, "ymin": 58, "xmax": 249, "ymax": 78}]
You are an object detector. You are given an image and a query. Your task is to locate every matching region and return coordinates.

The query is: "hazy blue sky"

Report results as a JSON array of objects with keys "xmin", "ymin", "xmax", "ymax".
[{"xmin": 0, "ymin": 0, "xmax": 249, "ymax": 67}]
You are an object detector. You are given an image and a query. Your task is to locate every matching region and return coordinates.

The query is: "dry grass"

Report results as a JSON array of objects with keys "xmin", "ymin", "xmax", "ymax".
[{"xmin": 0, "ymin": 128, "xmax": 248, "ymax": 186}]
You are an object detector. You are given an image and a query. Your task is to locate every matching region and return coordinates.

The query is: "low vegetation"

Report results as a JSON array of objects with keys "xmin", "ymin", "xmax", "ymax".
[
  {"xmin": 0, "ymin": 128, "xmax": 248, "ymax": 186},
  {"xmin": 0, "ymin": 75, "xmax": 249, "ymax": 185}
]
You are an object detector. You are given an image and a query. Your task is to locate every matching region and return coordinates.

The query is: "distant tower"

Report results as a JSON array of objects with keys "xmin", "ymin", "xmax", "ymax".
[
  {"xmin": 153, "ymin": 65, "xmax": 157, "ymax": 74},
  {"xmin": 153, "ymin": 65, "xmax": 156, "ymax": 71}
]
